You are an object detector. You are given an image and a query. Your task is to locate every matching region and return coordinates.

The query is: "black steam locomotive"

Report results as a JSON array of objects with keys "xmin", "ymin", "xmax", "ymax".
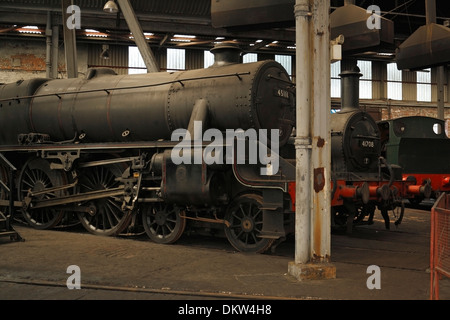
[
  {"xmin": 328, "ymin": 67, "xmax": 430, "ymax": 232},
  {"xmin": 0, "ymin": 44, "xmax": 428, "ymax": 253},
  {"xmin": 0, "ymin": 44, "xmax": 297, "ymax": 253}
]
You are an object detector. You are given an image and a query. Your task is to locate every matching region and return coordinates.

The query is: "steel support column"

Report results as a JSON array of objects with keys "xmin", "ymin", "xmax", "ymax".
[
  {"xmin": 117, "ymin": 0, "xmax": 159, "ymax": 72},
  {"xmin": 437, "ymin": 66, "xmax": 445, "ymax": 120},
  {"xmin": 288, "ymin": 0, "xmax": 335, "ymax": 281},
  {"xmin": 293, "ymin": 0, "xmax": 312, "ymax": 266},
  {"xmin": 61, "ymin": 0, "xmax": 78, "ymax": 78},
  {"xmin": 447, "ymin": 67, "xmax": 450, "ymax": 104},
  {"xmin": 310, "ymin": 0, "xmax": 332, "ymax": 266},
  {"xmin": 45, "ymin": 12, "xmax": 59, "ymax": 79},
  {"xmin": 45, "ymin": 12, "xmax": 52, "ymax": 78},
  {"xmin": 426, "ymin": 0, "xmax": 445, "ymax": 120},
  {"xmin": 51, "ymin": 25, "xmax": 59, "ymax": 79}
]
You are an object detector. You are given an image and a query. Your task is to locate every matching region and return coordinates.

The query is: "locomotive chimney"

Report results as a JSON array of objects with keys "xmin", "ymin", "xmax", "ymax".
[
  {"xmin": 339, "ymin": 66, "xmax": 362, "ymax": 112},
  {"xmin": 210, "ymin": 42, "xmax": 242, "ymax": 67}
]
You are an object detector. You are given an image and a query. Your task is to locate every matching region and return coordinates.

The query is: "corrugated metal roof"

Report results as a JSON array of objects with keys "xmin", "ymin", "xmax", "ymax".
[{"xmin": 0, "ymin": 0, "xmax": 211, "ymax": 17}]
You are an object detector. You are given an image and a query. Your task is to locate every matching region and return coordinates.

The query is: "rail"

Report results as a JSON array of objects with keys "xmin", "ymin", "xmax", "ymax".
[{"xmin": 430, "ymin": 193, "xmax": 450, "ymax": 300}]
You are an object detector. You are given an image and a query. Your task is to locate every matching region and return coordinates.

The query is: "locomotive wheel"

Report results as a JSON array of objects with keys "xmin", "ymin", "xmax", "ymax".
[
  {"xmin": 78, "ymin": 164, "xmax": 132, "ymax": 236},
  {"xmin": 142, "ymin": 203, "xmax": 186, "ymax": 244},
  {"xmin": 17, "ymin": 158, "xmax": 66, "ymax": 229},
  {"xmin": 224, "ymin": 193, "xmax": 274, "ymax": 254}
]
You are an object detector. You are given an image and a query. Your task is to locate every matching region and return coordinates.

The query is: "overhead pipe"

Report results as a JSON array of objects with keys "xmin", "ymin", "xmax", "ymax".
[{"xmin": 425, "ymin": 0, "xmax": 436, "ymax": 25}]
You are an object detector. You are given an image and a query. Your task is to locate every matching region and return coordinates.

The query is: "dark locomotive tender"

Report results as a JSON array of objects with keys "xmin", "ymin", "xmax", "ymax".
[
  {"xmin": 0, "ymin": 44, "xmax": 430, "ymax": 253},
  {"xmin": 378, "ymin": 116, "xmax": 450, "ymax": 204}
]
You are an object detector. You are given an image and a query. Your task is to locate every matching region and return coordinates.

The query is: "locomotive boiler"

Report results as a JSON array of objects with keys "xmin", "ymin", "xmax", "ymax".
[
  {"xmin": 0, "ymin": 44, "xmax": 293, "ymax": 146},
  {"xmin": 0, "ymin": 43, "xmax": 297, "ymax": 253}
]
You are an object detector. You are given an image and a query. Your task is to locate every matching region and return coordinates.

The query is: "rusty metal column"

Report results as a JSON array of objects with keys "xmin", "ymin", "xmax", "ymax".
[
  {"xmin": 310, "ymin": 0, "xmax": 332, "ymax": 266},
  {"xmin": 292, "ymin": 0, "xmax": 312, "ymax": 266},
  {"xmin": 117, "ymin": 0, "xmax": 159, "ymax": 72},
  {"xmin": 288, "ymin": 0, "xmax": 335, "ymax": 281}
]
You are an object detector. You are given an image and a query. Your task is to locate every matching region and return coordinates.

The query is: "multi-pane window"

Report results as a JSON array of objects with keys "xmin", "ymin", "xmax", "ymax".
[
  {"xmin": 358, "ymin": 60, "xmax": 372, "ymax": 99},
  {"xmin": 243, "ymin": 53, "xmax": 258, "ymax": 63},
  {"xmin": 330, "ymin": 61, "xmax": 372, "ymax": 99},
  {"xmin": 275, "ymin": 55, "xmax": 292, "ymax": 77},
  {"xmin": 417, "ymin": 68, "xmax": 431, "ymax": 102},
  {"xmin": 330, "ymin": 61, "xmax": 341, "ymax": 98},
  {"xmin": 167, "ymin": 48, "xmax": 185, "ymax": 72},
  {"xmin": 204, "ymin": 50, "xmax": 214, "ymax": 68},
  {"xmin": 387, "ymin": 63, "xmax": 402, "ymax": 100},
  {"xmin": 128, "ymin": 46, "xmax": 147, "ymax": 74}
]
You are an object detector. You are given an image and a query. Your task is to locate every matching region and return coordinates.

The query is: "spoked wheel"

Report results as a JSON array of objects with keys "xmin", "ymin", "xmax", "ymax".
[
  {"xmin": 142, "ymin": 203, "xmax": 186, "ymax": 244},
  {"xmin": 17, "ymin": 158, "xmax": 66, "ymax": 229},
  {"xmin": 224, "ymin": 193, "xmax": 274, "ymax": 253},
  {"xmin": 78, "ymin": 164, "xmax": 132, "ymax": 236}
]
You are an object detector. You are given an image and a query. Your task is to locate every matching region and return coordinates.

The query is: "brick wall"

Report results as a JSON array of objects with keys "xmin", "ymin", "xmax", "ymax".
[
  {"xmin": 381, "ymin": 106, "xmax": 450, "ymax": 137},
  {"xmin": 0, "ymin": 39, "xmax": 88, "ymax": 83}
]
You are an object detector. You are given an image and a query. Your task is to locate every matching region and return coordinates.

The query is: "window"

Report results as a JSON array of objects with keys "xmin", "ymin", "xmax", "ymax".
[
  {"xmin": 387, "ymin": 63, "xmax": 402, "ymax": 100},
  {"xmin": 275, "ymin": 55, "xmax": 292, "ymax": 77},
  {"xmin": 204, "ymin": 50, "xmax": 214, "ymax": 68},
  {"xmin": 358, "ymin": 60, "xmax": 372, "ymax": 99},
  {"xmin": 128, "ymin": 46, "xmax": 147, "ymax": 74},
  {"xmin": 243, "ymin": 53, "xmax": 257, "ymax": 63},
  {"xmin": 417, "ymin": 68, "xmax": 431, "ymax": 102},
  {"xmin": 330, "ymin": 61, "xmax": 341, "ymax": 98},
  {"xmin": 433, "ymin": 122, "xmax": 442, "ymax": 135},
  {"xmin": 167, "ymin": 48, "xmax": 185, "ymax": 72}
]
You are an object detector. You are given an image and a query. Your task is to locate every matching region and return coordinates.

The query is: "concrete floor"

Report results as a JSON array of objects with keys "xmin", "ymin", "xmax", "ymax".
[{"xmin": 0, "ymin": 204, "xmax": 449, "ymax": 302}]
